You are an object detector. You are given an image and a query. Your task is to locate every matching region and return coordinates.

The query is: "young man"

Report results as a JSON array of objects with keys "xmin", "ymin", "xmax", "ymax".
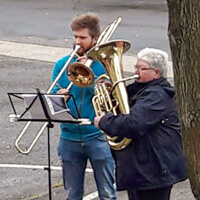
[
  {"xmin": 51, "ymin": 13, "xmax": 116, "ymax": 200},
  {"xmin": 94, "ymin": 48, "xmax": 187, "ymax": 200}
]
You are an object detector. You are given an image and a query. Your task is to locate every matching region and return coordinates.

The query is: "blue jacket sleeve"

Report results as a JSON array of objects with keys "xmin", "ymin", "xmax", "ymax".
[
  {"xmin": 99, "ymin": 88, "xmax": 170, "ymax": 138},
  {"xmin": 50, "ymin": 56, "xmax": 70, "ymax": 94}
]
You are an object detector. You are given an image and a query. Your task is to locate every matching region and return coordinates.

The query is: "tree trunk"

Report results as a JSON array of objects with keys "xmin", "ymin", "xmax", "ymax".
[{"xmin": 167, "ymin": 0, "xmax": 200, "ymax": 199}]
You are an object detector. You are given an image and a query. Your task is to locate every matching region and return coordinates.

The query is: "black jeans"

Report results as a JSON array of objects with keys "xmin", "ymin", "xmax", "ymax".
[{"xmin": 127, "ymin": 185, "xmax": 172, "ymax": 200}]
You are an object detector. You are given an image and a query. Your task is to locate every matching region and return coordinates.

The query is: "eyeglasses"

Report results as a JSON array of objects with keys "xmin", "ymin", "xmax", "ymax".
[{"xmin": 134, "ymin": 65, "xmax": 154, "ymax": 71}]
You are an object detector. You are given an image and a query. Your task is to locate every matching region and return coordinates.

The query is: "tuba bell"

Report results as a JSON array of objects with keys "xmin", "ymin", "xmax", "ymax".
[{"xmin": 87, "ymin": 40, "xmax": 139, "ymax": 150}]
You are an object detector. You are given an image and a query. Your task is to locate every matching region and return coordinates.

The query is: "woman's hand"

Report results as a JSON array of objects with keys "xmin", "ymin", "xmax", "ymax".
[{"xmin": 94, "ymin": 112, "xmax": 105, "ymax": 129}]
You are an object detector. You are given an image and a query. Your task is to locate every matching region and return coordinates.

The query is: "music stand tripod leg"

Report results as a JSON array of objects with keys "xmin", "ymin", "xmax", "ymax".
[{"xmin": 44, "ymin": 121, "xmax": 54, "ymax": 200}]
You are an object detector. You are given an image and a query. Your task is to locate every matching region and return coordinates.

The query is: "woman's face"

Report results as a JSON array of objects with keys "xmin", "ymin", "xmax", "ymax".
[{"xmin": 134, "ymin": 60, "xmax": 161, "ymax": 83}]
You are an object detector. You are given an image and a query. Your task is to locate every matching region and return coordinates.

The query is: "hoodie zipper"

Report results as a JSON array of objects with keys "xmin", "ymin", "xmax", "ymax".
[{"xmin": 78, "ymin": 88, "xmax": 84, "ymax": 141}]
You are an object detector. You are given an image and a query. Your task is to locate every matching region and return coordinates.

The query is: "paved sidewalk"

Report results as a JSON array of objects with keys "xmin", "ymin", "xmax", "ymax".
[{"xmin": 0, "ymin": 40, "xmax": 174, "ymax": 80}]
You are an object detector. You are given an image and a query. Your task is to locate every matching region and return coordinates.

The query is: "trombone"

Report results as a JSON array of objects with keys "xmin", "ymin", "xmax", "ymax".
[
  {"xmin": 14, "ymin": 17, "xmax": 122, "ymax": 154},
  {"xmin": 14, "ymin": 45, "xmax": 80, "ymax": 154}
]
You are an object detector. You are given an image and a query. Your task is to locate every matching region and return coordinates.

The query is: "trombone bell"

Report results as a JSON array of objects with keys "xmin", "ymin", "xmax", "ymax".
[{"xmin": 67, "ymin": 59, "xmax": 95, "ymax": 87}]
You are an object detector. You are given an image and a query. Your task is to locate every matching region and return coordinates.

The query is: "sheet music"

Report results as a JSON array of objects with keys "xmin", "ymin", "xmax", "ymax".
[
  {"xmin": 44, "ymin": 95, "xmax": 69, "ymax": 115},
  {"xmin": 21, "ymin": 94, "xmax": 76, "ymax": 121}
]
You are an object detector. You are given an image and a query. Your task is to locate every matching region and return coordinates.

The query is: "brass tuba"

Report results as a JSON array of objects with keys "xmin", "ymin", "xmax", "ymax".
[{"xmin": 87, "ymin": 40, "xmax": 139, "ymax": 150}]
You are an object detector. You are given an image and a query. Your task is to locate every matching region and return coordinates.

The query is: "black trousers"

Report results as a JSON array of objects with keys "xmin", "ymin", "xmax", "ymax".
[{"xmin": 127, "ymin": 185, "xmax": 172, "ymax": 200}]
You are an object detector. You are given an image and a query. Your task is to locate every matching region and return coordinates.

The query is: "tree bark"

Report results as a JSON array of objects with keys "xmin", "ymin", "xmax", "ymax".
[{"xmin": 167, "ymin": 0, "xmax": 200, "ymax": 199}]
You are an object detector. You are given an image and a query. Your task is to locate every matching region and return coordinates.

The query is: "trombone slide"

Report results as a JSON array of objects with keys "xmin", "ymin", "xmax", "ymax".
[{"xmin": 14, "ymin": 45, "xmax": 80, "ymax": 154}]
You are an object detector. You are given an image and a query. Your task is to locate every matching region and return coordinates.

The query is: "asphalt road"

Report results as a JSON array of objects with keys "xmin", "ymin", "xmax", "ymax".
[
  {"xmin": 0, "ymin": 0, "xmax": 196, "ymax": 199},
  {"xmin": 0, "ymin": 0, "xmax": 171, "ymax": 56}
]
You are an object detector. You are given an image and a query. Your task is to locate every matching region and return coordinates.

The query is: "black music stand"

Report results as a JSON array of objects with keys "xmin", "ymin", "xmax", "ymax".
[{"xmin": 8, "ymin": 89, "xmax": 91, "ymax": 200}]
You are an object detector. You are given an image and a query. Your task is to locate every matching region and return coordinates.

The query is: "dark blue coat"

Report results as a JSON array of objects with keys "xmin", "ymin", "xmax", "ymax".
[{"xmin": 99, "ymin": 77, "xmax": 187, "ymax": 191}]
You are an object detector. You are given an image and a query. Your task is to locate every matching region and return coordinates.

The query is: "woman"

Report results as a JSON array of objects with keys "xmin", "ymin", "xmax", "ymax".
[{"xmin": 94, "ymin": 48, "xmax": 188, "ymax": 200}]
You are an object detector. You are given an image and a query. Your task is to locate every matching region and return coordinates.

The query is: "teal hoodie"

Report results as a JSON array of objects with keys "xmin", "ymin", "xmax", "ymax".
[{"xmin": 51, "ymin": 55, "xmax": 106, "ymax": 141}]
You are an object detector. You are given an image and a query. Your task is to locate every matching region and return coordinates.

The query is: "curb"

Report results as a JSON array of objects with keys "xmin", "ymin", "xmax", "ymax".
[{"xmin": 0, "ymin": 40, "xmax": 173, "ymax": 79}]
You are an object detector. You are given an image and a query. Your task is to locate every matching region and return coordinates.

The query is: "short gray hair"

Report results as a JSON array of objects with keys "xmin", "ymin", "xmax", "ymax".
[{"xmin": 137, "ymin": 48, "xmax": 169, "ymax": 77}]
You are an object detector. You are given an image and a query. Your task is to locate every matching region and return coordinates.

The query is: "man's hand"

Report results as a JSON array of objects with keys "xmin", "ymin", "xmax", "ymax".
[
  {"xmin": 57, "ymin": 88, "xmax": 69, "ymax": 94},
  {"xmin": 76, "ymin": 54, "xmax": 87, "ymax": 64},
  {"xmin": 57, "ymin": 88, "xmax": 70, "ymax": 101}
]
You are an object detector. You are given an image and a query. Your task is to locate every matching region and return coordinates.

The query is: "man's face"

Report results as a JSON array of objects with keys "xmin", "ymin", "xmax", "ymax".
[
  {"xmin": 73, "ymin": 28, "xmax": 96, "ymax": 56},
  {"xmin": 134, "ymin": 60, "xmax": 161, "ymax": 83}
]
